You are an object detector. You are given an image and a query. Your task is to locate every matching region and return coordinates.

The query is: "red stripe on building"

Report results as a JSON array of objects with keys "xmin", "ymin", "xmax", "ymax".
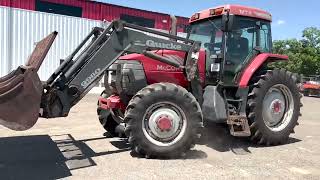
[{"xmin": 0, "ymin": 0, "xmax": 35, "ymax": 10}]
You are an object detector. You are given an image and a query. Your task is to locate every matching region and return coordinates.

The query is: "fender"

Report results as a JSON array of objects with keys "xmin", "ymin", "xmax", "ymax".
[{"xmin": 238, "ymin": 53, "xmax": 288, "ymax": 88}]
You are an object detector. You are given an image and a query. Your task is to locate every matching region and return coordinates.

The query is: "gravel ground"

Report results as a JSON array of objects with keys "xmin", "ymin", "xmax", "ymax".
[{"xmin": 0, "ymin": 95, "xmax": 319, "ymax": 180}]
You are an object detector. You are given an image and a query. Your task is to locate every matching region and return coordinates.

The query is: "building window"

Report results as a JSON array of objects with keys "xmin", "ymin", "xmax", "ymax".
[
  {"xmin": 35, "ymin": 0, "xmax": 82, "ymax": 17},
  {"xmin": 120, "ymin": 14, "xmax": 155, "ymax": 28}
]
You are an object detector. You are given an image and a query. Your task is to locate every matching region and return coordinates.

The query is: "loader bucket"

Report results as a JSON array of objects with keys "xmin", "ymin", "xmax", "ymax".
[{"xmin": 0, "ymin": 32, "xmax": 57, "ymax": 131}]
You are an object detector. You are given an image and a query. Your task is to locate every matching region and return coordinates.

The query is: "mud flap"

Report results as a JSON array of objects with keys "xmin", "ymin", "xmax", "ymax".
[{"xmin": 0, "ymin": 32, "xmax": 57, "ymax": 131}]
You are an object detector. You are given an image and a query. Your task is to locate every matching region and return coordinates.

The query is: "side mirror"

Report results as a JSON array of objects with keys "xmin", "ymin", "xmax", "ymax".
[{"xmin": 221, "ymin": 14, "xmax": 234, "ymax": 32}]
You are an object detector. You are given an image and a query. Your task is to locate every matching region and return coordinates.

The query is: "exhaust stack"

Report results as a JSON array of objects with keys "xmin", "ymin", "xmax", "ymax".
[{"xmin": 169, "ymin": 15, "xmax": 177, "ymax": 39}]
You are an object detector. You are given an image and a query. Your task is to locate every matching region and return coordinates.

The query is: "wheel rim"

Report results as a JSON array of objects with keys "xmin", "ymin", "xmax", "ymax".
[
  {"xmin": 142, "ymin": 102, "xmax": 187, "ymax": 147},
  {"xmin": 111, "ymin": 109, "xmax": 124, "ymax": 122},
  {"xmin": 262, "ymin": 84, "xmax": 294, "ymax": 132}
]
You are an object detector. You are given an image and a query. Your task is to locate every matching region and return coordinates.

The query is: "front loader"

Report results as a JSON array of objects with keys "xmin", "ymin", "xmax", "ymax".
[{"xmin": 0, "ymin": 4, "xmax": 302, "ymax": 158}]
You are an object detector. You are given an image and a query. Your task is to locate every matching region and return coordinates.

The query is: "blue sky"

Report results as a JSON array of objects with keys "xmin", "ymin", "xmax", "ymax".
[{"xmin": 98, "ymin": 0, "xmax": 319, "ymax": 40}]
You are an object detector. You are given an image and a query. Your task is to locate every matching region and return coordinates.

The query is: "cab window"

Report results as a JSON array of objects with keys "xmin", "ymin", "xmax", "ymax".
[
  {"xmin": 224, "ymin": 17, "xmax": 272, "ymax": 85},
  {"xmin": 188, "ymin": 19, "xmax": 223, "ymax": 51},
  {"xmin": 259, "ymin": 23, "xmax": 272, "ymax": 52}
]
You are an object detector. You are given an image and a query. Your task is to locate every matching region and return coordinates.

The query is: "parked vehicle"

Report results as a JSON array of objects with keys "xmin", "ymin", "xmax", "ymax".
[{"xmin": 301, "ymin": 76, "xmax": 320, "ymax": 97}]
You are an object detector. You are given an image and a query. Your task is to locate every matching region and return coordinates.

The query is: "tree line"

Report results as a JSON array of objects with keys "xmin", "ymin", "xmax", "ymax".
[{"xmin": 272, "ymin": 27, "xmax": 320, "ymax": 77}]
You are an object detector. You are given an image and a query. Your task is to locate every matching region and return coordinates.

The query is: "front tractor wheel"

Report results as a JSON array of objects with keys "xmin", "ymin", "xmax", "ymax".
[
  {"xmin": 247, "ymin": 69, "xmax": 302, "ymax": 145},
  {"xmin": 97, "ymin": 91, "xmax": 124, "ymax": 137},
  {"xmin": 124, "ymin": 83, "xmax": 203, "ymax": 158}
]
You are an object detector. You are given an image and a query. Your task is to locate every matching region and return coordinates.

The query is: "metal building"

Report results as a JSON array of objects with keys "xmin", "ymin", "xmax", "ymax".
[
  {"xmin": 0, "ymin": 0, "xmax": 189, "ymax": 32},
  {"xmin": 0, "ymin": 2, "xmax": 188, "ymax": 88}
]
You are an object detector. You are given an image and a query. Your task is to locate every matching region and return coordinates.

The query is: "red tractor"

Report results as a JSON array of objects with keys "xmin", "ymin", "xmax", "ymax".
[
  {"xmin": 0, "ymin": 4, "xmax": 301, "ymax": 158},
  {"xmin": 97, "ymin": 5, "xmax": 302, "ymax": 156}
]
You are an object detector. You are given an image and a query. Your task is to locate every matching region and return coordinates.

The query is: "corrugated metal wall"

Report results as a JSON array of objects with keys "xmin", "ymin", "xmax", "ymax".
[
  {"xmin": 0, "ymin": 6, "xmax": 102, "ymax": 79},
  {"xmin": 0, "ymin": 6, "xmax": 187, "ymax": 86},
  {"xmin": 100, "ymin": 3, "xmax": 170, "ymax": 30},
  {"xmin": 177, "ymin": 16, "xmax": 190, "ymax": 32},
  {"xmin": 40, "ymin": 0, "xmax": 172, "ymax": 30},
  {"xmin": 0, "ymin": 7, "xmax": 10, "ymax": 77}
]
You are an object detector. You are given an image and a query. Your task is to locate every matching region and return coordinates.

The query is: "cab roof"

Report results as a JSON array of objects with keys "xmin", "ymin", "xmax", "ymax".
[{"xmin": 189, "ymin": 4, "xmax": 272, "ymax": 23}]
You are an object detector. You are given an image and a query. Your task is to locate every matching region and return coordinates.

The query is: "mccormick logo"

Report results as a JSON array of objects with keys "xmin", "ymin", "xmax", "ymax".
[
  {"xmin": 146, "ymin": 40, "xmax": 182, "ymax": 50},
  {"xmin": 156, "ymin": 55, "xmax": 184, "ymax": 71},
  {"xmin": 239, "ymin": 9, "xmax": 253, "ymax": 16},
  {"xmin": 156, "ymin": 65, "xmax": 183, "ymax": 71}
]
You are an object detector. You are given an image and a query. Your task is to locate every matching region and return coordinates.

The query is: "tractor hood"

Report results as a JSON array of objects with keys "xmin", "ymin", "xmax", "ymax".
[
  {"xmin": 119, "ymin": 49, "xmax": 206, "ymax": 73},
  {"xmin": 120, "ymin": 50, "xmax": 186, "ymax": 72}
]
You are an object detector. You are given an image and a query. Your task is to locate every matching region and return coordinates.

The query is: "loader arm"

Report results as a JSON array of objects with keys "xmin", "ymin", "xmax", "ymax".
[{"xmin": 41, "ymin": 20, "xmax": 201, "ymax": 119}]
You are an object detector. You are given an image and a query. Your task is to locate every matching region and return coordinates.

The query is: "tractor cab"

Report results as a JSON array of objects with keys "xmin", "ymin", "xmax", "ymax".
[{"xmin": 188, "ymin": 5, "xmax": 273, "ymax": 85}]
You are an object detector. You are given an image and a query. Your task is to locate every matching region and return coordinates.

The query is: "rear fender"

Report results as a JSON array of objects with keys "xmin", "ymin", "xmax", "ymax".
[{"xmin": 238, "ymin": 53, "xmax": 288, "ymax": 88}]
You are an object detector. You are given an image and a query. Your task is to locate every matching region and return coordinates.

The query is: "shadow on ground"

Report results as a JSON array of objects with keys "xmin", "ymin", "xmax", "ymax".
[
  {"xmin": 200, "ymin": 122, "xmax": 301, "ymax": 155},
  {"xmin": 0, "ymin": 132, "xmax": 207, "ymax": 179},
  {"xmin": 0, "ymin": 134, "xmax": 129, "ymax": 179},
  {"xmin": 103, "ymin": 133, "xmax": 208, "ymax": 160},
  {"xmin": 0, "ymin": 123, "xmax": 302, "ymax": 179}
]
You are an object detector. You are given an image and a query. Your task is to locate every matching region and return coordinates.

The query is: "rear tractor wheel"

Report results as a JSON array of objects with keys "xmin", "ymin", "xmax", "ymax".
[
  {"xmin": 247, "ymin": 69, "xmax": 302, "ymax": 145},
  {"xmin": 124, "ymin": 83, "xmax": 203, "ymax": 158}
]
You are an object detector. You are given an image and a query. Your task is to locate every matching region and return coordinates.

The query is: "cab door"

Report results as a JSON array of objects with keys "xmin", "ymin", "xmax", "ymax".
[{"xmin": 223, "ymin": 17, "xmax": 272, "ymax": 85}]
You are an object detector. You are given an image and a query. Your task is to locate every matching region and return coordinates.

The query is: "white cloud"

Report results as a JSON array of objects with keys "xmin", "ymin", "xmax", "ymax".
[{"xmin": 277, "ymin": 20, "xmax": 286, "ymax": 25}]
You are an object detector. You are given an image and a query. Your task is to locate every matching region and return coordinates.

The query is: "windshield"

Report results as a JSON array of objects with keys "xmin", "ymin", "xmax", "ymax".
[{"xmin": 188, "ymin": 18, "xmax": 223, "ymax": 51}]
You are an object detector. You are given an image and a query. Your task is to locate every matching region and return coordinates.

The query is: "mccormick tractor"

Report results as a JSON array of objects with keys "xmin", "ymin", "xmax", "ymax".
[{"xmin": 0, "ymin": 4, "xmax": 302, "ymax": 158}]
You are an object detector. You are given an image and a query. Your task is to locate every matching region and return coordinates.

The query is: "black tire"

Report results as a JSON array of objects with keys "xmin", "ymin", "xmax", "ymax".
[
  {"xmin": 124, "ymin": 83, "xmax": 203, "ymax": 158},
  {"xmin": 247, "ymin": 69, "xmax": 302, "ymax": 145},
  {"xmin": 97, "ymin": 91, "xmax": 120, "ymax": 137}
]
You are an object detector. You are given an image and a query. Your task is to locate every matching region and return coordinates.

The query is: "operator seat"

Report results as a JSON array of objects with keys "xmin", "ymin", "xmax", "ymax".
[
  {"xmin": 227, "ymin": 36, "xmax": 249, "ymax": 61},
  {"xmin": 224, "ymin": 33, "xmax": 249, "ymax": 82}
]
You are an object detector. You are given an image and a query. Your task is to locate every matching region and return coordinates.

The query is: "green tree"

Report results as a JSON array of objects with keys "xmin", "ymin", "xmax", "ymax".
[{"xmin": 272, "ymin": 27, "xmax": 320, "ymax": 76}]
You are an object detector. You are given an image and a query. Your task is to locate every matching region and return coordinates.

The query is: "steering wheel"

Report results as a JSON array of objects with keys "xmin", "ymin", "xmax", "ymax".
[{"xmin": 204, "ymin": 42, "xmax": 216, "ymax": 52}]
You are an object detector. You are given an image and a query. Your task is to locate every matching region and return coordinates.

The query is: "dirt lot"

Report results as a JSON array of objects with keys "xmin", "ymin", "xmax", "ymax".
[{"xmin": 0, "ymin": 95, "xmax": 319, "ymax": 180}]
